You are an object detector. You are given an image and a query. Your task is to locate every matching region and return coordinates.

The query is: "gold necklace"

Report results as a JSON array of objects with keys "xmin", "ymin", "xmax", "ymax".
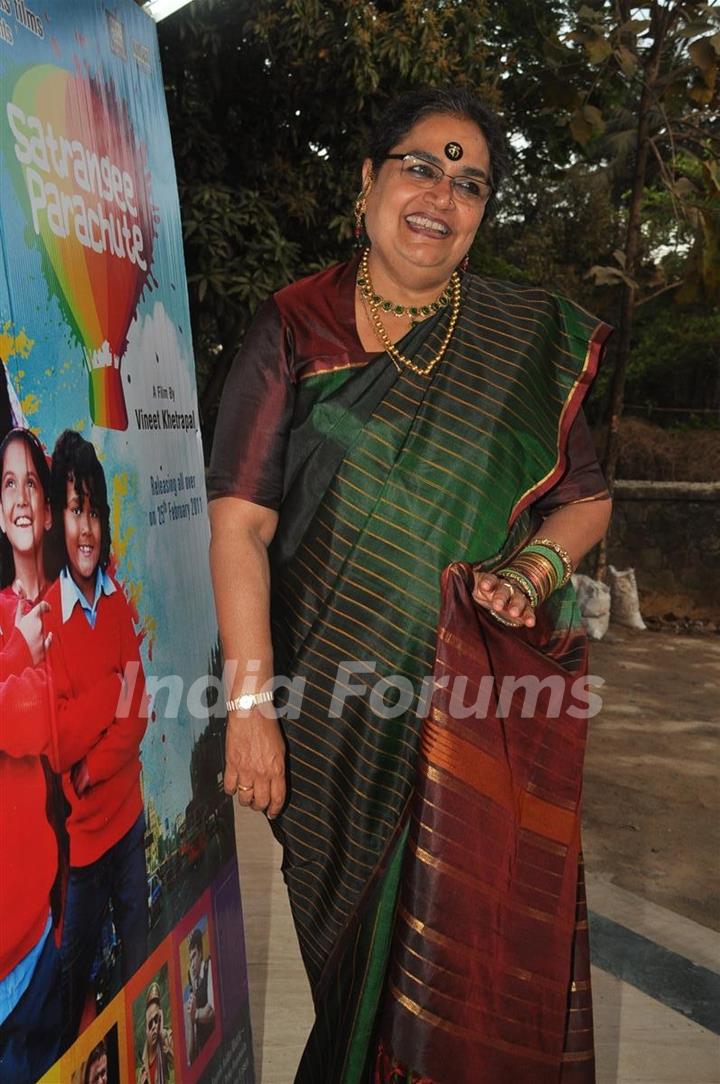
[
  {"xmin": 357, "ymin": 249, "xmax": 461, "ymax": 377},
  {"xmin": 357, "ymin": 249, "xmax": 454, "ymax": 320}
]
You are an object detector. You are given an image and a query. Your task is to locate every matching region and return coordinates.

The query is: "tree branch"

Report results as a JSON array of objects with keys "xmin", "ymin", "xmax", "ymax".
[
  {"xmin": 648, "ymin": 136, "xmax": 684, "ymax": 222},
  {"xmin": 636, "ymin": 279, "xmax": 683, "ymax": 305}
]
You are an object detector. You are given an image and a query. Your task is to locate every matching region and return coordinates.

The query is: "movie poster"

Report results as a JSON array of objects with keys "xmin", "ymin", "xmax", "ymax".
[{"xmin": 0, "ymin": 1, "xmax": 254, "ymax": 1080}]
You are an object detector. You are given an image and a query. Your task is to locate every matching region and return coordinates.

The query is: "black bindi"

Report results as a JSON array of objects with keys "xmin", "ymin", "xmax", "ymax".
[{"xmin": 444, "ymin": 141, "xmax": 463, "ymax": 161}]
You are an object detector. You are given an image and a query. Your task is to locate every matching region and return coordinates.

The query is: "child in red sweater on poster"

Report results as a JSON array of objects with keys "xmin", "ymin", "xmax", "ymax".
[
  {"xmin": 43, "ymin": 430, "xmax": 149, "ymax": 1049},
  {"xmin": 0, "ymin": 427, "xmax": 61, "ymax": 1084}
]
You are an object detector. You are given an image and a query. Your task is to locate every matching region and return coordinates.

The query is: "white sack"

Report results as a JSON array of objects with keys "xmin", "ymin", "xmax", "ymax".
[
  {"xmin": 608, "ymin": 565, "xmax": 647, "ymax": 630},
  {"xmin": 572, "ymin": 573, "xmax": 611, "ymax": 640}
]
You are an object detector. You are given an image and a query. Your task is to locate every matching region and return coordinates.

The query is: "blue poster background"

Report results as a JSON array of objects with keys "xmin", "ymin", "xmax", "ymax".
[{"xmin": 0, "ymin": 2, "xmax": 253, "ymax": 1080}]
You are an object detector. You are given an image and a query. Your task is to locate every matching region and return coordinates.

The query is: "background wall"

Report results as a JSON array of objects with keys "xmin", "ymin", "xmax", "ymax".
[{"xmin": 607, "ymin": 481, "xmax": 720, "ymax": 620}]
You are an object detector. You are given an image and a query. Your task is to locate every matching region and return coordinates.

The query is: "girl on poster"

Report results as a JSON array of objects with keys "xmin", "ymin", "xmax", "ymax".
[{"xmin": 0, "ymin": 426, "xmax": 61, "ymax": 1084}]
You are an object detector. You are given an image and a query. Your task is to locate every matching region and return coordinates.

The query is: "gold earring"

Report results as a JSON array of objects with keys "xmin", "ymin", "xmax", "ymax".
[{"xmin": 354, "ymin": 172, "xmax": 373, "ymax": 246}]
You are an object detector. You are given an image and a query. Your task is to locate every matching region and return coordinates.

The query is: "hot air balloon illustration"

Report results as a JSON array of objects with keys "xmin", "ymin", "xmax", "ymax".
[{"xmin": 6, "ymin": 64, "xmax": 156, "ymax": 430}]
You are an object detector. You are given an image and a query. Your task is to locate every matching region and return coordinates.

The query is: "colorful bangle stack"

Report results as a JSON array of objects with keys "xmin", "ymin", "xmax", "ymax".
[
  {"xmin": 496, "ymin": 537, "xmax": 574, "ymax": 609},
  {"xmin": 528, "ymin": 537, "xmax": 574, "ymax": 588}
]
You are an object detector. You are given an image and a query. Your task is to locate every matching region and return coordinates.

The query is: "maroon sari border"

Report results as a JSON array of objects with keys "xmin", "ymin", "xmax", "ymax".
[{"xmin": 508, "ymin": 319, "xmax": 612, "ymax": 529}]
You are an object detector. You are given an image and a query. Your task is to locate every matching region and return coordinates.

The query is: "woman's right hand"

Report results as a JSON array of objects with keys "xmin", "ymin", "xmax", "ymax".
[{"xmin": 224, "ymin": 708, "xmax": 287, "ymax": 819}]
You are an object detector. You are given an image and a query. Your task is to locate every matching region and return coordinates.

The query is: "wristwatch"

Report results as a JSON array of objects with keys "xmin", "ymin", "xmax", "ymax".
[{"xmin": 226, "ymin": 689, "xmax": 274, "ymax": 713}]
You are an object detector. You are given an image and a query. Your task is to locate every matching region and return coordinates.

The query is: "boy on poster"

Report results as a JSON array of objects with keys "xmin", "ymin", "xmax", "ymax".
[{"xmin": 44, "ymin": 430, "xmax": 149, "ymax": 1046}]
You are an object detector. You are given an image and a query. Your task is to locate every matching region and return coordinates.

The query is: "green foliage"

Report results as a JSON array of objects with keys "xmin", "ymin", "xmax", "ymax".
[
  {"xmin": 181, "ymin": 184, "xmax": 301, "ymax": 391},
  {"xmin": 157, "ymin": 0, "xmax": 719, "ymax": 443},
  {"xmin": 626, "ymin": 304, "xmax": 720, "ymax": 414},
  {"xmin": 159, "ymin": 0, "xmax": 503, "ymax": 427},
  {"xmin": 490, "ymin": 166, "xmax": 621, "ymax": 306}
]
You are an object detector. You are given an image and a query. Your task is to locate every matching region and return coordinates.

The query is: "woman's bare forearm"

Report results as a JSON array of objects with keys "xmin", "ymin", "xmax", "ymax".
[
  {"xmin": 536, "ymin": 497, "xmax": 613, "ymax": 568},
  {"xmin": 208, "ymin": 497, "xmax": 278, "ymax": 697}
]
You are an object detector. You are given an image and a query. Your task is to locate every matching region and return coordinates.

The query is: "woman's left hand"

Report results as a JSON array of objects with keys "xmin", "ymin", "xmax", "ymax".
[{"xmin": 472, "ymin": 571, "xmax": 536, "ymax": 628}]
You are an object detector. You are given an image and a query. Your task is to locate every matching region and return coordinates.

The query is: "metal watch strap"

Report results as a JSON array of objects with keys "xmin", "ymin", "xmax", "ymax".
[{"xmin": 226, "ymin": 689, "xmax": 275, "ymax": 713}]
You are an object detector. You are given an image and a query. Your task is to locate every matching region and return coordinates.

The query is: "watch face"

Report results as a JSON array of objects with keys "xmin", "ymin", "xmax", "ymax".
[{"xmin": 238, "ymin": 694, "xmax": 253, "ymax": 710}]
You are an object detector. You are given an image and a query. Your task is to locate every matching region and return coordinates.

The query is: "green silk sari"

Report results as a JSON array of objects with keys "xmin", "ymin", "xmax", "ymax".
[{"xmin": 265, "ymin": 271, "xmax": 609, "ymax": 1083}]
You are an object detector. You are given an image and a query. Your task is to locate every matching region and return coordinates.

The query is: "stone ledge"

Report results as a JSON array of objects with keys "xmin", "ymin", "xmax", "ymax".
[{"xmin": 614, "ymin": 481, "xmax": 720, "ymax": 502}]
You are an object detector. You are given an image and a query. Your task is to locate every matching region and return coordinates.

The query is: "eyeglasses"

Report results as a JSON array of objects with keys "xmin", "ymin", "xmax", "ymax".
[{"xmin": 384, "ymin": 153, "xmax": 492, "ymax": 205}]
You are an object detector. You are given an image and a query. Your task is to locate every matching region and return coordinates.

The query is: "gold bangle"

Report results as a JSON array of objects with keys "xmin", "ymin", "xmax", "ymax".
[
  {"xmin": 511, "ymin": 552, "xmax": 558, "ymax": 602},
  {"xmin": 528, "ymin": 537, "xmax": 573, "ymax": 588},
  {"xmin": 488, "ymin": 608, "xmax": 520, "ymax": 627}
]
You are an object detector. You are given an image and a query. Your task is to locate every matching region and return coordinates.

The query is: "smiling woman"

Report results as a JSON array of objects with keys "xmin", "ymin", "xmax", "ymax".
[
  {"xmin": 358, "ymin": 113, "xmax": 491, "ymax": 294},
  {"xmin": 207, "ymin": 86, "xmax": 613, "ymax": 1084}
]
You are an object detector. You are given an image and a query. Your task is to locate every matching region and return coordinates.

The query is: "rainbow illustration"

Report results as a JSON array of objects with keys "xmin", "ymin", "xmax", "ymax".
[{"xmin": 6, "ymin": 63, "xmax": 156, "ymax": 429}]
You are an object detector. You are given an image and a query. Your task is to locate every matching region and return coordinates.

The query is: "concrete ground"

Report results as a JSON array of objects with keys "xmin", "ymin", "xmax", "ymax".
[
  {"xmin": 235, "ymin": 624, "xmax": 720, "ymax": 1083},
  {"xmin": 584, "ymin": 626, "xmax": 719, "ymax": 932}
]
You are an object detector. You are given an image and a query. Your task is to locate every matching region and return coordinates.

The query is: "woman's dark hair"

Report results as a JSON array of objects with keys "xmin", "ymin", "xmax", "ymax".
[
  {"xmin": 367, "ymin": 86, "xmax": 509, "ymax": 218},
  {"xmin": 0, "ymin": 427, "xmax": 51, "ymax": 588},
  {"xmin": 0, "ymin": 366, "xmax": 14, "ymax": 442},
  {"xmin": 49, "ymin": 429, "xmax": 111, "ymax": 577}
]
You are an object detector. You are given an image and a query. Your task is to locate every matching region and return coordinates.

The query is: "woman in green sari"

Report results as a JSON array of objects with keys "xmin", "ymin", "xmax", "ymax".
[{"xmin": 208, "ymin": 87, "xmax": 612, "ymax": 1083}]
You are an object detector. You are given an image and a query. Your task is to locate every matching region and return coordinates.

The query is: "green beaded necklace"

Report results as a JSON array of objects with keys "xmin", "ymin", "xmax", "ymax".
[{"xmin": 356, "ymin": 248, "xmax": 453, "ymax": 324}]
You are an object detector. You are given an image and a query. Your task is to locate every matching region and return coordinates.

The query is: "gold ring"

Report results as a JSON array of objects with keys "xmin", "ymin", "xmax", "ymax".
[
  {"xmin": 500, "ymin": 581, "xmax": 515, "ymax": 598},
  {"xmin": 237, "ymin": 784, "xmax": 254, "ymax": 792}
]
